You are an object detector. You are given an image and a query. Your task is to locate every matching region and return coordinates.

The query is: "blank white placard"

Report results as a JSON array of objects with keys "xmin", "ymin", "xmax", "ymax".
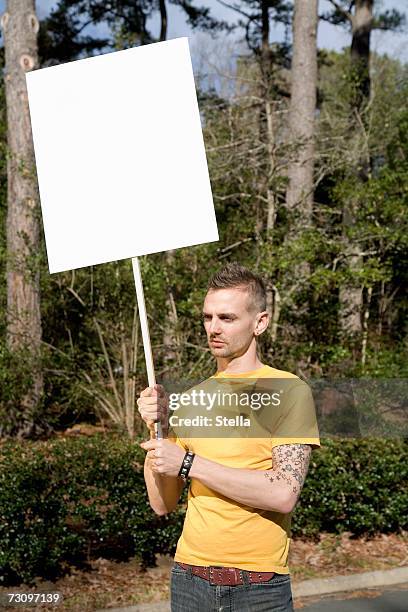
[{"xmin": 26, "ymin": 37, "xmax": 218, "ymax": 274}]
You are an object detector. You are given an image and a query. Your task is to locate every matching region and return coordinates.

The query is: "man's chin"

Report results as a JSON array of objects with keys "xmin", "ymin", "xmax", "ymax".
[{"xmin": 210, "ymin": 346, "xmax": 231, "ymax": 357}]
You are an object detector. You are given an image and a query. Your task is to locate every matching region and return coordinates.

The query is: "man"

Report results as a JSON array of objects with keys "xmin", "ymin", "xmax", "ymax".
[{"xmin": 138, "ymin": 262, "xmax": 320, "ymax": 611}]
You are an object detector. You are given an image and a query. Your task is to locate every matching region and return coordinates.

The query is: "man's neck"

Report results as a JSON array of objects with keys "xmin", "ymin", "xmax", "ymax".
[{"xmin": 216, "ymin": 355, "xmax": 265, "ymax": 375}]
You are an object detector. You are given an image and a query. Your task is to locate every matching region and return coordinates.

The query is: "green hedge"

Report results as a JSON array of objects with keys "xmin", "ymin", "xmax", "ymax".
[
  {"xmin": 293, "ymin": 438, "xmax": 407, "ymax": 538},
  {"xmin": 0, "ymin": 434, "xmax": 186, "ymax": 585},
  {"xmin": 0, "ymin": 436, "xmax": 406, "ymax": 585}
]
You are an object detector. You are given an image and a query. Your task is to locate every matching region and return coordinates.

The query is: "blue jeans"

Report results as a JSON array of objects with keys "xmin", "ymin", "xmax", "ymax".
[{"xmin": 170, "ymin": 562, "xmax": 294, "ymax": 611}]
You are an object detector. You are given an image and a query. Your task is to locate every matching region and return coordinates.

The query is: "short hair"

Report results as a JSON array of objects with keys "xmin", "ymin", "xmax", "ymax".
[{"xmin": 207, "ymin": 262, "xmax": 267, "ymax": 312}]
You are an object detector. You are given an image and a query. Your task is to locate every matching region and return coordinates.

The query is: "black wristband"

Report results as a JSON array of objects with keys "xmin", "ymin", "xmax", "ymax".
[{"xmin": 178, "ymin": 451, "xmax": 195, "ymax": 481}]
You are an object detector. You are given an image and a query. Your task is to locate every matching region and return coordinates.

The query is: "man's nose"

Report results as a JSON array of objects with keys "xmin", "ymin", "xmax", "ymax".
[{"xmin": 209, "ymin": 317, "xmax": 221, "ymax": 334}]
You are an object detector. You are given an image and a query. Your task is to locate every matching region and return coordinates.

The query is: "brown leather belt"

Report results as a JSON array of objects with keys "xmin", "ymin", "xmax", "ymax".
[{"xmin": 176, "ymin": 562, "xmax": 275, "ymax": 586}]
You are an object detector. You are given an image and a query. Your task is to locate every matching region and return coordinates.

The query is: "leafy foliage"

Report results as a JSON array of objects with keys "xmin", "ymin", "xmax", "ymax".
[
  {"xmin": 0, "ymin": 434, "xmax": 187, "ymax": 584},
  {"xmin": 0, "ymin": 8, "xmax": 407, "ymax": 432},
  {"xmin": 293, "ymin": 438, "xmax": 408, "ymax": 537},
  {"xmin": 38, "ymin": 0, "xmax": 229, "ymax": 64},
  {"xmin": 320, "ymin": 1, "xmax": 405, "ymax": 31},
  {"xmin": 0, "ymin": 435, "xmax": 405, "ymax": 584}
]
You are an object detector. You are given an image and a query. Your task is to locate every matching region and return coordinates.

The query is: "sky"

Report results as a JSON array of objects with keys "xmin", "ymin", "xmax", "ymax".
[{"xmin": 0, "ymin": 0, "xmax": 407, "ymax": 65}]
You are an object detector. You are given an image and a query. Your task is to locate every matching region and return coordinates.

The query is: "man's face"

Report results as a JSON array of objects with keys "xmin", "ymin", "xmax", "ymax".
[{"xmin": 202, "ymin": 287, "xmax": 259, "ymax": 359}]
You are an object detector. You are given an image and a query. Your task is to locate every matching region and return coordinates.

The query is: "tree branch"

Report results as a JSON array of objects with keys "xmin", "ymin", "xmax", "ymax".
[
  {"xmin": 216, "ymin": 0, "xmax": 252, "ymax": 21},
  {"xmin": 327, "ymin": 0, "xmax": 353, "ymax": 23}
]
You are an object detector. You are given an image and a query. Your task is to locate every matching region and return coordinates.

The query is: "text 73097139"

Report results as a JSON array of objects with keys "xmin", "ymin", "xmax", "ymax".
[{"xmin": 0, "ymin": 592, "xmax": 62, "ymax": 607}]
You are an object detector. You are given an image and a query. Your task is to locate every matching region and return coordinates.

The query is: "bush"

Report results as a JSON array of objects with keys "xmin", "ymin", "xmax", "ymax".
[
  {"xmin": 0, "ymin": 434, "xmax": 186, "ymax": 585},
  {"xmin": 0, "ymin": 435, "xmax": 406, "ymax": 585},
  {"xmin": 0, "ymin": 345, "xmax": 45, "ymax": 437},
  {"xmin": 292, "ymin": 438, "xmax": 408, "ymax": 537}
]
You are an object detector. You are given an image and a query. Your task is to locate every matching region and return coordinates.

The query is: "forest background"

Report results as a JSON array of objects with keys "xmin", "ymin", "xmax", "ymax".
[{"xmin": 0, "ymin": 0, "xmax": 407, "ymax": 439}]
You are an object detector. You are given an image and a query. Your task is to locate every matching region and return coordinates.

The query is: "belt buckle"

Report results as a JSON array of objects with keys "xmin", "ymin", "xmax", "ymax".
[{"xmin": 208, "ymin": 565, "xmax": 224, "ymax": 586}]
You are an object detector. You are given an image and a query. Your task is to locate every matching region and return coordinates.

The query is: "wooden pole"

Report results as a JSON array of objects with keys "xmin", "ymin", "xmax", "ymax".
[{"xmin": 132, "ymin": 256, "xmax": 162, "ymax": 439}]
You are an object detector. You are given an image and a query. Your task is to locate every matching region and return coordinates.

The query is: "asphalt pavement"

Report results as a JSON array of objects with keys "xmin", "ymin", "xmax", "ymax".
[{"xmin": 301, "ymin": 587, "xmax": 408, "ymax": 611}]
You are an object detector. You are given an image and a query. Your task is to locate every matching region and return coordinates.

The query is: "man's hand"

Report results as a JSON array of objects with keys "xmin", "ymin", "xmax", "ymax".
[
  {"xmin": 137, "ymin": 384, "xmax": 169, "ymax": 436},
  {"xmin": 139, "ymin": 438, "xmax": 186, "ymax": 477}
]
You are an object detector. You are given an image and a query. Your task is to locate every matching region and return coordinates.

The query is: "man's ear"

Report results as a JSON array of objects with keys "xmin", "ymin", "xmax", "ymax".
[{"xmin": 254, "ymin": 311, "xmax": 269, "ymax": 336}]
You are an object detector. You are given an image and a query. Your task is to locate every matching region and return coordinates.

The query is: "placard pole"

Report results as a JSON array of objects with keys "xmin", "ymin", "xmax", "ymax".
[{"xmin": 132, "ymin": 256, "xmax": 163, "ymax": 440}]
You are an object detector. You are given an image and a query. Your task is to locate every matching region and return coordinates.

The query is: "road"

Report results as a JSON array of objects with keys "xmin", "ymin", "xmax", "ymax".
[{"xmin": 300, "ymin": 587, "xmax": 408, "ymax": 611}]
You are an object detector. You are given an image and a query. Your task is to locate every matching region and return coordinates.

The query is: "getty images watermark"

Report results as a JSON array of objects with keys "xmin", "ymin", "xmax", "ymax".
[
  {"xmin": 161, "ymin": 378, "xmax": 407, "ymax": 438},
  {"xmin": 168, "ymin": 389, "xmax": 281, "ymax": 428}
]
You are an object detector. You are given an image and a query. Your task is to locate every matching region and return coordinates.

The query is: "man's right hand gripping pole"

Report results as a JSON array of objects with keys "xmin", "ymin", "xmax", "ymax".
[{"xmin": 137, "ymin": 384, "xmax": 169, "ymax": 440}]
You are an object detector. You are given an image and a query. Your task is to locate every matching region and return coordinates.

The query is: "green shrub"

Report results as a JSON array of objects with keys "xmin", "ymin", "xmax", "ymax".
[
  {"xmin": 0, "ymin": 435, "xmax": 406, "ymax": 585},
  {"xmin": 0, "ymin": 434, "xmax": 186, "ymax": 585},
  {"xmin": 292, "ymin": 438, "xmax": 408, "ymax": 537},
  {"xmin": 0, "ymin": 345, "xmax": 43, "ymax": 437}
]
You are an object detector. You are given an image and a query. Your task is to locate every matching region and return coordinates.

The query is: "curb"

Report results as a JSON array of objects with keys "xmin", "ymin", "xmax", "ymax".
[
  {"xmin": 292, "ymin": 566, "xmax": 408, "ymax": 598},
  {"xmin": 98, "ymin": 566, "xmax": 408, "ymax": 612},
  {"xmin": 99, "ymin": 604, "xmax": 170, "ymax": 612}
]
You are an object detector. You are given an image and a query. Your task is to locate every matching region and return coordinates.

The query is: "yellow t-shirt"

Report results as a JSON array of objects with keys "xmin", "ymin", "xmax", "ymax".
[{"xmin": 170, "ymin": 364, "xmax": 320, "ymax": 573}]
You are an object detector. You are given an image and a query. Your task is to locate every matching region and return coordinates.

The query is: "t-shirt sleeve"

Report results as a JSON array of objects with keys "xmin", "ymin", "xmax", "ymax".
[{"xmin": 271, "ymin": 381, "xmax": 320, "ymax": 449}]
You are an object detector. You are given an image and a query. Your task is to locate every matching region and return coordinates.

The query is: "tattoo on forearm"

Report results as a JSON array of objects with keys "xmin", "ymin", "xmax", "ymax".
[{"xmin": 264, "ymin": 444, "xmax": 311, "ymax": 495}]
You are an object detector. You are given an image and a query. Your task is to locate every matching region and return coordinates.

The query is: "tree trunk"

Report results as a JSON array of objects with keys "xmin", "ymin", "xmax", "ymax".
[
  {"xmin": 286, "ymin": 0, "xmax": 318, "ymax": 218},
  {"xmin": 2, "ymin": 1, "xmax": 43, "ymax": 413},
  {"xmin": 257, "ymin": 1, "xmax": 278, "ymax": 334},
  {"xmin": 350, "ymin": 0, "xmax": 373, "ymax": 114},
  {"xmin": 279, "ymin": 0, "xmax": 318, "ymax": 344},
  {"xmin": 260, "ymin": 0, "xmax": 276, "ymax": 235},
  {"xmin": 338, "ymin": 0, "xmax": 374, "ymax": 339},
  {"xmin": 159, "ymin": 0, "xmax": 167, "ymax": 42}
]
